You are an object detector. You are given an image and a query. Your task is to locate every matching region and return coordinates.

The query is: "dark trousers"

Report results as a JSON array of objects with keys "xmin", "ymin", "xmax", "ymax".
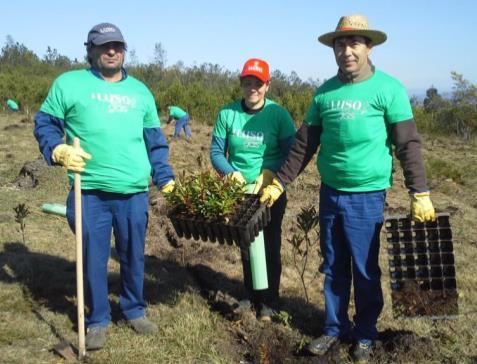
[
  {"xmin": 66, "ymin": 190, "xmax": 149, "ymax": 328},
  {"xmin": 240, "ymin": 192, "xmax": 287, "ymax": 308}
]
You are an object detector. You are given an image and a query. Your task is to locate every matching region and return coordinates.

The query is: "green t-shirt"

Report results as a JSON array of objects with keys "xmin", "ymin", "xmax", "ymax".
[
  {"xmin": 169, "ymin": 106, "xmax": 187, "ymax": 119},
  {"xmin": 40, "ymin": 69, "xmax": 160, "ymax": 193},
  {"xmin": 305, "ymin": 69, "xmax": 413, "ymax": 192},
  {"xmin": 212, "ymin": 99, "xmax": 296, "ymax": 183}
]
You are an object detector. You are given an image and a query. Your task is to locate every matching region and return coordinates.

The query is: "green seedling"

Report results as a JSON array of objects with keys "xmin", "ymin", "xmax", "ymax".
[
  {"xmin": 288, "ymin": 205, "xmax": 321, "ymax": 303},
  {"xmin": 13, "ymin": 203, "xmax": 30, "ymax": 244},
  {"xmin": 164, "ymin": 170, "xmax": 246, "ymax": 222}
]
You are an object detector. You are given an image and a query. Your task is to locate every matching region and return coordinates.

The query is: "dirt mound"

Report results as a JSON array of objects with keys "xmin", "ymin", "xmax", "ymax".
[{"xmin": 15, "ymin": 158, "xmax": 49, "ymax": 188}]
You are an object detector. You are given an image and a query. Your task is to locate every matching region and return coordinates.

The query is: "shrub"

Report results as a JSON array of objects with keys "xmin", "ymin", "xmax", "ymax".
[{"xmin": 164, "ymin": 170, "xmax": 245, "ymax": 222}]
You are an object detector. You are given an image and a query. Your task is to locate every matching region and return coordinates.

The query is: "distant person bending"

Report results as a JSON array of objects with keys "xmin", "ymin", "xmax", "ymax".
[
  {"xmin": 210, "ymin": 58, "xmax": 296, "ymax": 321},
  {"xmin": 260, "ymin": 14, "xmax": 436, "ymax": 362},
  {"xmin": 33, "ymin": 23, "xmax": 175, "ymax": 351},
  {"xmin": 167, "ymin": 105, "xmax": 191, "ymax": 141}
]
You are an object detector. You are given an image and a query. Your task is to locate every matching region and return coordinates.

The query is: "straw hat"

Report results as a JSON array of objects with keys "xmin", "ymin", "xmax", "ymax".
[{"xmin": 318, "ymin": 14, "xmax": 387, "ymax": 47}]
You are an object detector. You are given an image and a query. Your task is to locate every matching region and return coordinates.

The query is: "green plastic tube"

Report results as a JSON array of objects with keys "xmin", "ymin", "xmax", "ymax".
[
  {"xmin": 244, "ymin": 183, "xmax": 268, "ymax": 290},
  {"xmin": 41, "ymin": 203, "xmax": 67, "ymax": 217},
  {"xmin": 249, "ymin": 231, "xmax": 268, "ymax": 290}
]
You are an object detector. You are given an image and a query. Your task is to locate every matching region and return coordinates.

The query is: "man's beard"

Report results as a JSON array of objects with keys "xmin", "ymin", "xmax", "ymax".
[
  {"xmin": 99, "ymin": 64, "xmax": 122, "ymax": 77},
  {"xmin": 95, "ymin": 58, "xmax": 124, "ymax": 78}
]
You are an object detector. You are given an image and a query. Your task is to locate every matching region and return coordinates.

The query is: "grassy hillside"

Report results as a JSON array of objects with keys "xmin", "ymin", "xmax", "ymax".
[{"xmin": 0, "ymin": 112, "xmax": 476, "ymax": 363}]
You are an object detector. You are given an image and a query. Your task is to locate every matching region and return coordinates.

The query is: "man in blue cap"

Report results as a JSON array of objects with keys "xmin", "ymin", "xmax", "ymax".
[{"xmin": 34, "ymin": 23, "xmax": 175, "ymax": 350}]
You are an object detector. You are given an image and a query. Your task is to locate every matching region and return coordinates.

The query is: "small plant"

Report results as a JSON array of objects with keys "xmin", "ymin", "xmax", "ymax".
[
  {"xmin": 274, "ymin": 310, "xmax": 292, "ymax": 327},
  {"xmin": 164, "ymin": 170, "xmax": 246, "ymax": 222},
  {"xmin": 287, "ymin": 205, "xmax": 321, "ymax": 303},
  {"xmin": 13, "ymin": 203, "xmax": 30, "ymax": 244}
]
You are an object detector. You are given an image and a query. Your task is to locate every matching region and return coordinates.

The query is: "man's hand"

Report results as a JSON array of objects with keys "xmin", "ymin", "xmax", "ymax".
[
  {"xmin": 260, "ymin": 178, "xmax": 284, "ymax": 207},
  {"xmin": 161, "ymin": 180, "xmax": 175, "ymax": 194},
  {"xmin": 52, "ymin": 144, "xmax": 92, "ymax": 172},
  {"xmin": 411, "ymin": 192, "xmax": 436, "ymax": 222},
  {"xmin": 252, "ymin": 169, "xmax": 276, "ymax": 194},
  {"xmin": 227, "ymin": 171, "xmax": 246, "ymax": 185}
]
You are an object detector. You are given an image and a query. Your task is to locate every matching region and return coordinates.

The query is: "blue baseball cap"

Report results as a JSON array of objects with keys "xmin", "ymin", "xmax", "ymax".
[{"xmin": 84, "ymin": 22, "xmax": 126, "ymax": 46}]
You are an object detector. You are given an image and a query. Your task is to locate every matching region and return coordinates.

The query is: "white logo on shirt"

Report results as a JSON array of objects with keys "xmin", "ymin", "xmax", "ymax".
[
  {"xmin": 91, "ymin": 93, "xmax": 136, "ymax": 113},
  {"xmin": 326, "ymin": 100, "xmax": 369, "ymax": 120},
  {"xmin": 232, "ymin": 128, "xmax": 264, "ymax": 148}
]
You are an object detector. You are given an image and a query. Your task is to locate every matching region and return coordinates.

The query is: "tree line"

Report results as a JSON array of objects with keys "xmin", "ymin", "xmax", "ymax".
[{"xmin": 1, "ymin": 36, "xmax": 475, "ymax": 138}]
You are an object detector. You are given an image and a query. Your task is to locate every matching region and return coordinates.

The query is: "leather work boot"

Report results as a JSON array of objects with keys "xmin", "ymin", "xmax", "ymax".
[
  {"xmin": 307, "ymin": 335, "xmax": 339, "ymax": 356},
  {"xmin": 85, "ymin": 326, "xmax": 108, "ymax": 350},
  {"xmin": 128, "ymin": 316, "xmax": 158, "ymax": 334}
]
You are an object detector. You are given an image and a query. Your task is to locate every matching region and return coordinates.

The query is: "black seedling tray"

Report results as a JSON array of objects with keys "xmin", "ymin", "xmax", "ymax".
[
  {"xmin": 385, "ymin": 213, "xmax": 458, "ymax": 319},
  {"xmin": 167, "ymin": 195, "xmax": 271, "ymax": 248}
]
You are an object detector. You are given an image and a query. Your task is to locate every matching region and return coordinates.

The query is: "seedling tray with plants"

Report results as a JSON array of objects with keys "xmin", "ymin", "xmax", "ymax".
[
  {"xmin": 384, "ymin": 213, "xmax": 458, "ymax": 319},
  {"xmin": 165, "ymin": 170, "xmax": 271, "ymax": 248}
]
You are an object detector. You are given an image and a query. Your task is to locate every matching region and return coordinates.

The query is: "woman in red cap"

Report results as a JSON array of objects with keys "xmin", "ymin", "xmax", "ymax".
[{"xmin": 210, "ymin": 58, "xmax": 296, "ymax": 321}]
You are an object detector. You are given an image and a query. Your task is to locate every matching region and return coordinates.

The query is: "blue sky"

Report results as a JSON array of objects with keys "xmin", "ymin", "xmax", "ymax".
[{"xmin": 1, "ymin": 0, "xmax": 474, "ymax": 95}]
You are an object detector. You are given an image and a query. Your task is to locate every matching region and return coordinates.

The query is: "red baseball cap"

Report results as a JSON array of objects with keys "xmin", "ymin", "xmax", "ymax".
[{"xmin": 240, "ymin": 58, "xmax": 270, "ymax": 83}]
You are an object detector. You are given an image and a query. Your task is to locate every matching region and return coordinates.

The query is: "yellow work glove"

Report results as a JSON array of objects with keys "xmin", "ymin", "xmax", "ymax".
[
  {"xmin": 252, "ymin": 169, "xmax": 276, "ymax": 194},
  {"xmin": 52, "ymin": 144, "xmax": 92, "ymax": 172},
  {"xmin": 161, "ymin": 180, "xmax": 175, "ymax": 194},
  {"xmin": 411, "ymin": 192, "xmax": 436, "ymax": 223},
  {"xmin": 227, "ymin": 171, "xmax": 246, "ymax": 185},
  {"xmin": 260, "ymin": 178, "xmax": 284, "ymax": 207}
]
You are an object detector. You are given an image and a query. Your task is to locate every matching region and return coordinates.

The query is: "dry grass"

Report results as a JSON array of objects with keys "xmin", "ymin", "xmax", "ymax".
[{"xmin": 1, "ymin": 113, "xmax": 477, "ymax": 363}]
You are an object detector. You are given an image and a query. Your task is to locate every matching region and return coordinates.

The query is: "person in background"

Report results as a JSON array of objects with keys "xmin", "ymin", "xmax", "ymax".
[
  {"xmin": 33, "ymin": 22, "xmax": 175, "ymax": 351},
  {"xmin": 167, "ymin": 105, "xmax": 191, "ymax": 141},
  {"xmin": 6, "ymin": 98, "xmax": 19, "ymax": 112},
  {"xmin": 210, "ymin": 58, "xmax": 296, "ymax": 321},
  {"xmin": 260, "ymin": 15, "xmax": 435, "ymax": 362}
]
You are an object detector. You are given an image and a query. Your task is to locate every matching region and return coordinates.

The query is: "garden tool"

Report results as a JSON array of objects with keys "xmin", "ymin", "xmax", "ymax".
[
  {"xmin": 73, "ymin": 137, "xmax": 86, "ymax": 359},
  {"xmin": 51, "ymin": 137, "xmax": 86, "ymax": 361}
]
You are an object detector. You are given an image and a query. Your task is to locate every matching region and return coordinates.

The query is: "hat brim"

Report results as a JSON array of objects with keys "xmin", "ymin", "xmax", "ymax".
[
  {"xmin": 84, "ymin": 36, "xmax": 126, "ymax": 47},
  {"xmin": 318, "ymin": 29, "xmax": 387, "ymax": 47},
  {"xmin": 240, "ymin": 72, "xmax": 270, "ymax": 83}
]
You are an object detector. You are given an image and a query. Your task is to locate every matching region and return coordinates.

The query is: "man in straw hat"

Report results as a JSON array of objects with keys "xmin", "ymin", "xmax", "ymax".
[{"xmin": 260, "ymin": 14, "xmax": 435, "ymax": 362}]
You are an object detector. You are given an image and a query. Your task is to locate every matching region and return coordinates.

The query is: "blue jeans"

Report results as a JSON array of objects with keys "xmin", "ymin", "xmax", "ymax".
[
  {"xmin": 319, "ymin": 184, "xmax": 385, "ymax": 341},
  {"xmin": 66, "ymin": 190, "xmax": 149, "ymax": 328},
  {"xmin": 173, "ymin": 115, "xmax": 191, "ymax": 139}
]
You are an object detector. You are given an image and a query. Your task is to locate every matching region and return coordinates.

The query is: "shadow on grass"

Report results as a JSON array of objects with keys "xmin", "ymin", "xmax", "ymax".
[
  {"xmin": 0, "ymin": 242, "xmax": 193, "ymax": 327},
  {"xmin": 280, "ymin": 295, "xmax": 325, "ymax": 337},
  {"xmin": 0, "ymin": 242, "xmax": 78, "ymax": 323},
  {"xmin": 187, "ymin": 262, "xmax": 325, "ymax": 334}
]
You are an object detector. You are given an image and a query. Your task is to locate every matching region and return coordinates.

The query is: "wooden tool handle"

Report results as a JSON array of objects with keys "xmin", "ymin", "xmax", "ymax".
[{"xmin": 73, "ymin": 137, "xmax": 86, "ymax": 359}]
